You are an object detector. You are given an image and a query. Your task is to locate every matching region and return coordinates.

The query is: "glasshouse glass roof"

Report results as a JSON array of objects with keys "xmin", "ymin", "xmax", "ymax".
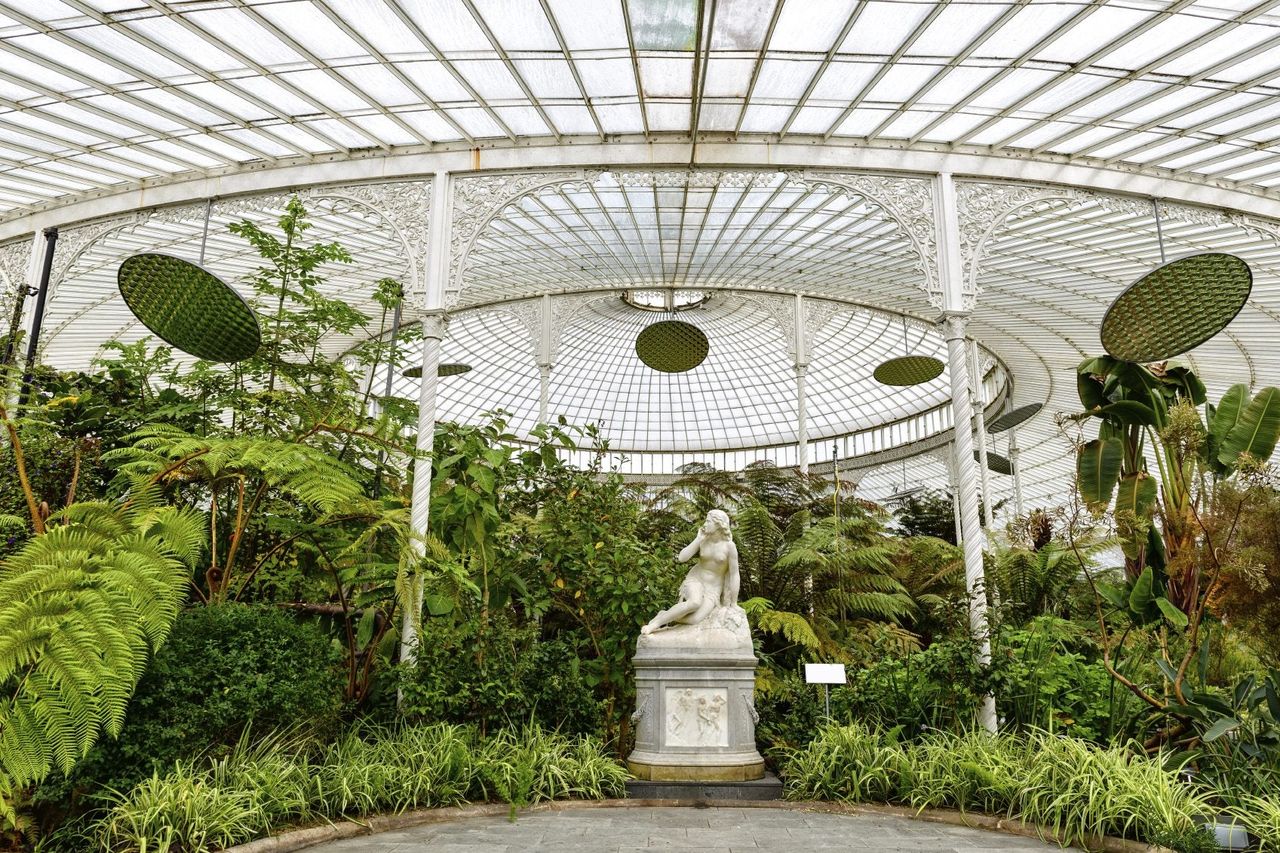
[
  {"xmin": 4, "ymin": 0, "xmax": 1280, "ymax": 213},
  {"xmin": 5, "ymin": 0, "xmax": 1280, "ymax": 517}
]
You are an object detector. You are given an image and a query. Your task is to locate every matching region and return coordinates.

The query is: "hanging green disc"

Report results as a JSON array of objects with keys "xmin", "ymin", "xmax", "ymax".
[
  {"xmin": 873, "ymin": 355, "xmax": 944, "ymax": 386},
  {"xmin": 1101, "ymin": 252, "xmax": 1251, "ymax": 363},
  {"xmin": 401, "ymin": 362, "xmax": 473, "ymax": 378},
  {"xmin": 975, "ymin": 450, "xmax": 1013, "ymax": 475},
  {"xmin": 636, "ymin": 320, "xmax": 709, "ymax": 373},
  {"xmin": 118, "ymin": 252, "xmax": 260, "ymax": 363},
  {"xmin": 987, "ymin": 403, "xmax": 1043, "ymax": 434}
]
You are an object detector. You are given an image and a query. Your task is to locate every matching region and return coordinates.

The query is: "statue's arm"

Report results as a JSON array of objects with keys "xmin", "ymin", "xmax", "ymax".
[
  {"xmin": 722, "ymin": 541, "xmax": 741, "ymax": 606},
  {"xmin": 677, "ymin": 531, "xmax": 703, "ymax": 563}
]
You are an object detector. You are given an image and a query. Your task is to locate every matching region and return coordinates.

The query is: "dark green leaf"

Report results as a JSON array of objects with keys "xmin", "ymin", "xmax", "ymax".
[
  {"xmin": 424, "ymin": 594, "xmax": 455, "ymax": 616},
  {"xmin": 1078, "ymin": 438, "xmax": 1123, "ymax": 510},
  {"xmin": 1099, "ymin": 400, "xmax": 1159, "ymax": 426},
  {"xmin": 1219, "ymin": 386, "xmax": 1280, "ymax": 467},
  {"xmin": 1129, "ymin": 567, "xmax": 1156, "ymax": 617},
  {"xmin": 1156, "ymin": 657, "xmax": 1180, "ymax": 684},
  {"xmin": 1155, "ymin": 596, "xmax": 1189, "ymax": 629},
  {"xmin": 1203, "ymin": 717, "xmax": 1242, "ymax": 742},
  {"xmin": 1209, "ymin": 384, "xmax": 1249, "ymax": 444},
  {"xmin": 1115, "ymin": 471, "xmax": 1157, "ymax": 519},
  {"xmin": 1077, "ymin": 372, "xmax": 1108, "ymax": 411},
  {"xmin": 355, "ymin": 608, "xmax": 377, "ymax": 648}
]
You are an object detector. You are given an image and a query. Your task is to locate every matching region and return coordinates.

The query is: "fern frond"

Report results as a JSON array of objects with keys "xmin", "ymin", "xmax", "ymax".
[
  {"xmin": 0, "ymin": 497, "xmax": 190, "ymax": 799},
  {"xmin": 752, "ymin": 608, "xmax": 822, "ymax": 652}
]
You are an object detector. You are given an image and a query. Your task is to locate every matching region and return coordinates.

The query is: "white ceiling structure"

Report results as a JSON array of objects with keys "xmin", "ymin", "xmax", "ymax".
[{"xmin": 3, "ymin": 0, "xmax": 1280, "ymax": 518}]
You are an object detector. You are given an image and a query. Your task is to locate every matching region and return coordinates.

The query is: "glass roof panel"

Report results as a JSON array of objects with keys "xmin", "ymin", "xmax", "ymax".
[{"xmin": 0, "ymin": 4, "xmax": 1279, "ymax": 219}]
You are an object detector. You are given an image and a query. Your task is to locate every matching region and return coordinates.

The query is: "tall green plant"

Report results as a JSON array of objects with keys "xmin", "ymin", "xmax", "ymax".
[{"xmin": 1072, "ymin": 356, "xmax": 1280, "ymax": 747}]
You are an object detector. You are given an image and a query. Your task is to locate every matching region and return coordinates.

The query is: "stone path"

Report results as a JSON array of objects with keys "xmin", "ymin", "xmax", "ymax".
[{"xmin": 308, "ymin": 805, "xmax": 1083, "ymax": 851}]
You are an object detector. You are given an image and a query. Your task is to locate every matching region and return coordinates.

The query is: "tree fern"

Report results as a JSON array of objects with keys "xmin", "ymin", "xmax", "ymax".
[
  {"xmin": 741, "ymin": 597, "xmax": 822, "ymax": 653},
  {"xmin": 0, "ymin": 498, "xmax": 198, "ymax": 827},
  {"xmin": 777, "ymin": 514, "xmax": 915, "ymax": 625},
  {"xmin": 989, "ymin": 542, "xmax": 1092, "ymax": 626},
  {"xmin": 103, "ymin": 424, "xmax": 366, "ymax": 600},
  {"xmin": 106, "ymin": 425, "xmax": 364, "ymax": 513}
]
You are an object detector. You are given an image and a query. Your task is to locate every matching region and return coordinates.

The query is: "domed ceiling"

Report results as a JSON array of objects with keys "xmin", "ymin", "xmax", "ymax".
[{"xmin": 391, "ymin": 290, "xmax": 1006, "ymax": 474}]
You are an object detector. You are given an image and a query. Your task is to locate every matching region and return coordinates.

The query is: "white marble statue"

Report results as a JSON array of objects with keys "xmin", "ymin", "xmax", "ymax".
[{"xmin": 641, "ymin": 509, "xmax": 740, "ymax": 635}]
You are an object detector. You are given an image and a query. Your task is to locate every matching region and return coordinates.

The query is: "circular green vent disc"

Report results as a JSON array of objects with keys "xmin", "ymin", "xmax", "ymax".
[
  {"xmin": 975, "ymin": 450, "xmax": 1013, "ymax": 476},
  {"xmin": 873, "ymin": 355, "xmax": 944, "ymax": 386},
  {"xmin": 635, "ymin": 320, "xmax": 709, "ymax": 373},
  {"xmin": 987, "ymin": 403, "xmax": 1043, "ymax": 434},
  {"xmin": 401, "ymin": 363, "xmax": 473, "ymax": 378},
  {"xmin": 118, "ymin": 253, "xmax": 260, "ymax": 363},
  {"xmin": 1101, "ymin": 252, "xmax": 1251, "ymax": 363}
]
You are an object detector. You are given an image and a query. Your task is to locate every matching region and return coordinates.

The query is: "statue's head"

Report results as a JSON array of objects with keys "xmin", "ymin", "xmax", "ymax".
[{"xmin": 703, "ymin": 509, "xmax": 731, "ymax": 537}]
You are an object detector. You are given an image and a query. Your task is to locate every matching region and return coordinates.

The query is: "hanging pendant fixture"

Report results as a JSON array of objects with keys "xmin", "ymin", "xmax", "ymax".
[
  {"xmin": 117, "ymin": 199, "xmax": 261, "ymax": 363},
  {"xmin": 634, "ymin": 289, "xmax": 708, "ymax": 373},
  {"xmin": 986, "ymin": 402, "xmax": 1043, "ymax": 434},
  {"xmin": 402, "ymin": 363, "xmax": 473, "ymax": 378},
  {"xmin": 975, "ymin": 449, "xmax": 1013, "ymax": 476},
  {"xmin": 874, "ymin": 316, "xmax": 944, "ymax": 386},
  {"xmin": 1101, "ymin": 199, "xmax": 1251, "ymax": 363}
]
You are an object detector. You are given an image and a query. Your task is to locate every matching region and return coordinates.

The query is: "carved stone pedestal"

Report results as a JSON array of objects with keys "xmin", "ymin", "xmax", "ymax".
[{"xmin": 627, "ymin": 606, "xmax": 765, "ymax": 782}]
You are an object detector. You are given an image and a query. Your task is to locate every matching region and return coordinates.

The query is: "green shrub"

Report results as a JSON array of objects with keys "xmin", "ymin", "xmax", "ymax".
[
  {"xmin": 396, "ymin": 614, "xmax": 603, "ymax": 737},
  {"xmin": 782, "ymin": 725, "xmax": 1214, "ymax": 849},
  {"xmin": 38, "ymin": 604, "xmax": 345, "ymax": 818},
  {"xmin": 990, "ymin": 618, "xmax": 1118, "ymax": 741},
  {"xmin": 94, "ymin": 724, "xmax": 625, "ymax": 852}
]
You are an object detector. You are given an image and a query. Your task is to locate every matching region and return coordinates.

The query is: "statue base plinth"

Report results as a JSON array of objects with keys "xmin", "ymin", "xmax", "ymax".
[{"xmin": 626, "ymin": 606, "xmax": 765, "ymax": 783}]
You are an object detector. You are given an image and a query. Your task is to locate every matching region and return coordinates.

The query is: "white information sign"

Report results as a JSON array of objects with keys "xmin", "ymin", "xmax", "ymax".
[{"xmin": 804, "ymin": 663, "xmax": 847, "ymax": 685}]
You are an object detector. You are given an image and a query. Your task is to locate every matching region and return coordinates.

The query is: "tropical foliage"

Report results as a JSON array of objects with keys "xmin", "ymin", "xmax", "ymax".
[
  {"xmin": 93, "ymin": 724, "xmax": 625, "ymax": 853},
  {"xmin": 783, "ymin": 723, "xmax": 1216, "ymax": 850},
  {"xmin": 1, "ymin": 199, "xmax": 1278, "ymax": 851},
  {"xmin": 0, "ymin": 478, "xmax": 197, "ymax": 831}
]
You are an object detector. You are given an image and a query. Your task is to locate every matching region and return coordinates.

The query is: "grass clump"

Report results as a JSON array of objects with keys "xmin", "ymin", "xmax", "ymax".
[
  {"xmin": 93, "ymin": 724, "xmax": 624, "ymax": 852},
  {"xmin": 1229, "ymin": 795, "xmax": 1280, "ymax": 853},
  {"xmin": 782, "ymin": 725, "xmax": 1214, "ymax": 851}
]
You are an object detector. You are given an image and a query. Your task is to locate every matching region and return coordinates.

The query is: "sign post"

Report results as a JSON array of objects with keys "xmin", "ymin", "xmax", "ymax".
[{"xmin": 803, "ymin": 663, "xmax": 847, "ymax": 719}]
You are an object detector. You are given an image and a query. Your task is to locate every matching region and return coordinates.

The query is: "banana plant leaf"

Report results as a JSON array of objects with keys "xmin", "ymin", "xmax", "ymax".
[
  {"xmin": 1115, "ymin": 471, "xmax": 1157, "ymax": 521},
  {"xmin": 1219, "ymin": 386, "xmax": 1280, "ymax": 468},
  {"xmin": 1078, "ymin": 438, "xmax": 1123, "ymax": 511},
  {"xmin": 1209, "ymin": 384, "xmax": 1249, "ymax": 445}
]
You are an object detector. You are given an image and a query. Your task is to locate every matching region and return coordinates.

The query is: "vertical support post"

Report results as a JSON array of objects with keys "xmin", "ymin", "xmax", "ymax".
[
  {"xmin": 934, "ymin": 173, "xmax": 998, "ymax": 734},
  {"xmin": 794, "ymin": 294, "xmax": 809, "ymax": 475},
  {"xmin": 1009, "ymin": 429, "xmax": 1025, "ymax": 517},
  {"xmin": 538, "ymin": 365, "xmax": 551, "ymax": 424},
  {"xmin": 401, "ymin": 171, "xmax": 451, "ymax": 667},
  {"xmin": 945, "ymin": 449, "xmax": 963, "ymax": 546},
  {"xmin": 968, "ymin": 339, "xmax": 994, "ymax": 531},
  {"xmin": 795, "ymin": 365, "xmax": 808, "ymax": 474},
  {"xmin": 537, "ymin": 293, "xmax": 553, "ymax": 425}
]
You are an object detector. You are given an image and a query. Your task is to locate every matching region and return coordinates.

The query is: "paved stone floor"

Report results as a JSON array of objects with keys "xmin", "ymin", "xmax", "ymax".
[{"xmin": 309, "ymin": 806, "xmax": 1083, "ymax": 851}]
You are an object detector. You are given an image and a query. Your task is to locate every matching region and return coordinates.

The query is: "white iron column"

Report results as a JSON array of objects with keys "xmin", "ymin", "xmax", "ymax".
[
  {"xmin": 537, "ymin": 294, "xmax": 553, "ymax": 424},
  {"xmin": 795, "ymin": 365, "xmax": 809, "ymax": 474},
  {"xmin": 1009, "ymin": 429, "xmax": 1025, "ymax": 517},
  {"xmin": 934, "ymin": 172, "xmax": 998, "ymax": 734},
  {"xmin": 968, "ymin": 339, "xmax": 994, "ymax": 531},
  {"xmin": 945, "ymin": 449, "xmax": 963, "ymax": 546},
  {"xmin": 794, "ymin": 294, "xmax": 809, "ymax": 474},
  {"xmin": 402, "ymin": 171, "xmax": 452, "ymax": 666}
]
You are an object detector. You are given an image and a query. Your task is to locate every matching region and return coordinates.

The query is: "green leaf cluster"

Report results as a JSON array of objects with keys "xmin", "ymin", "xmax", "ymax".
[{"xmin": 0, "ymin": 494, "xmax": 198, "ymax": 826}]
